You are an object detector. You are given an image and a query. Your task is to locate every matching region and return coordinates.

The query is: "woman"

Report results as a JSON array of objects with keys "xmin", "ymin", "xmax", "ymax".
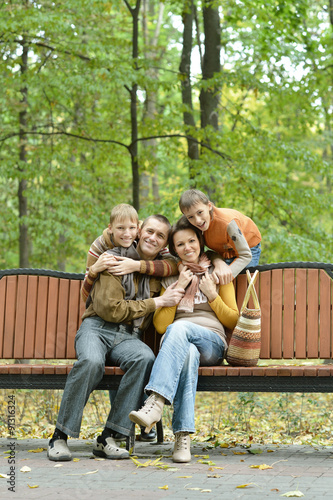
[{"xmin": 129, "ymin": 216, "xmax": 239, "ymax": 463}]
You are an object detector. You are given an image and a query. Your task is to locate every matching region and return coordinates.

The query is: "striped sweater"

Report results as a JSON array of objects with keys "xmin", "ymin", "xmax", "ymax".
[{"xmin": 80, "ymin": 228, "xmax": 178, "ymax": 302}]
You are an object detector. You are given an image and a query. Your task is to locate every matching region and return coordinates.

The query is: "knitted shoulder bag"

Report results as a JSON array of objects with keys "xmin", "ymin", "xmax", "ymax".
[{"xmin": 226, "ymin": 270, "xmax": 261, "ymax": 367}]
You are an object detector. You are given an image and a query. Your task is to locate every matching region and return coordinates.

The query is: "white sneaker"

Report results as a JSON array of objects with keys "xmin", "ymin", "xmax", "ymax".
[
  {"xmin": 47, "ymin": 439, "xmax": 72, "ymax": 461},
  {"xmin": 93, "ymin": 436, "xmax": 129, "ymax": 459}
]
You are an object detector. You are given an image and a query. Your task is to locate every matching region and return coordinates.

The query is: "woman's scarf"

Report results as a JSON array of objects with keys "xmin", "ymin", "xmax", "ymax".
[{"xmin": 177, "ymin": 253, "xmax": 211, "ymax": 313}]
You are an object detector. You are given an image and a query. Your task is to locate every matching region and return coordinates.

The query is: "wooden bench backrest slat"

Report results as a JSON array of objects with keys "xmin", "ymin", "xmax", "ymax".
[
  {"xmin": 319, "ymin": 270, "xmax": 332, "ymax": 358},
  {"xmin": 25, "ymin": 276, "xmax": 38, "ymax": 358},
  {"xmin": 282, "ymin": 269, "xmax": 295, "ymax": 358},
  {"xmin": 0, "ymin": 264, "xmax": 332, "ymax": 362},
  {"xmin": 307, "ymin": 269, "xmax": 319, "ymax": 358},
  {"xmin": 295, "ymin": 269, "xmax": 307, "ymax": 358}
]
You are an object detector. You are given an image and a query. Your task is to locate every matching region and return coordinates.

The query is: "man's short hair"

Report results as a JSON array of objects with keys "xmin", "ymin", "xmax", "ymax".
[
  {"xmin": 179, "ymin": 189, "xmax": 210, "ymax": 212},
  {"xmin": 110, "ymin": 204, "xmax": 139, "ymax": 224},
  {"xmin": 168, "ymin": 215, "xmax": 205, "ymax": 257},
  {"xmin": 141, "ymin": 214, "xmax": 171, "ymax": 235}
]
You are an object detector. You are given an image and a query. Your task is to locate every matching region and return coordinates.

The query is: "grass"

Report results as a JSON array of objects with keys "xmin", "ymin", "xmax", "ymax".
[{"xmin": 1, "ymin": 389, "xmax": 332, "ymax": 447}]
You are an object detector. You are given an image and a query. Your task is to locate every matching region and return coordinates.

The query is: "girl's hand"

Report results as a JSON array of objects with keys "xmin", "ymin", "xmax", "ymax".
[
  {"xmin": 199, "ymin": 272, "xmax": 218, "ymax": 302},
  {"xmin": 177, "ymin": 266, "xmax": 194, "ymax": 289}
]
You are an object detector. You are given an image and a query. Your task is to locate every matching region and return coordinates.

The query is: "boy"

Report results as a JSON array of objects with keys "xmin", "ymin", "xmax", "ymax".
[
  {"xmin": 81, "ymin": 203, "xmax": 177, "ymax": 303},
  {"xmin": 179, "ymin": 189, "xmax": 261, "ymax": 285}
]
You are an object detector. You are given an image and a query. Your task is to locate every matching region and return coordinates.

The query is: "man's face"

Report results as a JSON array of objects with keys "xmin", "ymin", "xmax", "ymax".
[{"xmin": 137, "ymin": 218, "xmax": 169, "ymax": 260}]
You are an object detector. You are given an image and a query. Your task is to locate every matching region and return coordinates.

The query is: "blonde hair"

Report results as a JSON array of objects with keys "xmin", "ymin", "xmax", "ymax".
[{"xmin": 110, "ymin": 204, "xmax": 139, "ymax": 225}]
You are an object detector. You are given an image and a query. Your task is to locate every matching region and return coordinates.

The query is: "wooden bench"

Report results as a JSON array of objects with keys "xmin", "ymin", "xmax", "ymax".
[{"xmin": 1, "ymin": 262, "xmax": 332, "ymax": 444}]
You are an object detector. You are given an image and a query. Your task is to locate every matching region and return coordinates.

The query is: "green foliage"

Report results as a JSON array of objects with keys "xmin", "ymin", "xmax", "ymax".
[{"xmin": 0, "ymin": 0, "xmax": 331, "ymax": 269}]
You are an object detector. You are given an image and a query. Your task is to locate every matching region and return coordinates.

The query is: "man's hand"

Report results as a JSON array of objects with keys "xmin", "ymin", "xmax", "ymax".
[
  {"xmin": 212, "ymin": 259, "xmax": 234, "ymax": 285},
  {"xmin": 154, "ymin": 282, "xmax": 185, "ymax": 308},
  {"xmin": 90, "ymin": 252, "xmax": 117, "ymax": 275},
  {"xmin": 107, "ymin": 256, "xmax": 140, "ymax": 275}
]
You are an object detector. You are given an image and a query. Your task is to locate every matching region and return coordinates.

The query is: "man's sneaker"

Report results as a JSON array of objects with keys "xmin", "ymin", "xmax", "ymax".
[
  {"xmin": 139, "ymin": 426, "xmax": 156, "ymax": 442},
  {"xmin": 47, "ymin": 439, "xmax": 72, "ymax": 461},
  {"xmin": 93, "ymin": 436, "xmax": 129, "ymax": 459}
]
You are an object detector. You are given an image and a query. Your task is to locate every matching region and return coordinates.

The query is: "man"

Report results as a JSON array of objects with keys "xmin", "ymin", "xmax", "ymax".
[{"xmin": 47, "ymin": 215, "xmax": 184, "ymax": 462}]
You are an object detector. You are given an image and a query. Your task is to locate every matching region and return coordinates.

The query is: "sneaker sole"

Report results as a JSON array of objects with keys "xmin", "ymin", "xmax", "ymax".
[
  {"xmin": 47, "ymin": 451, "xmax": 71, "ymax": 462},
  {"xmin": 92, "ymin": 449, "xmax": 129, "ymax": 460}
]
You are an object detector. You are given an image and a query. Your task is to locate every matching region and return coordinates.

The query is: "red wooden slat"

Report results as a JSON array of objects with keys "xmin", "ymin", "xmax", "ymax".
[
  {"xmin": 0, "ymin": 277, "xmax": 7, "ymax": 357},
  {"xmin": 34, "ymin": 277, "xmax": 48, "ymax": 359},
  {"xmin": 319, "ymin": 270, "xmax": 332, "ymax": 358},
  {"xmin": 213, "ymin": 366, "xmax": 227, "ymax": 376},
  {"xmin": 271, "ymin": 269, "xmax": 283, "ymax": 358},
  {"xmin": 3, "ymin": 276, "xmax": 17, "ymax": 358},
  {"xmin": 13, "ymin": 275, "xmax": 28, "ymax": 359},
  {"xmin": 67, "ymin": 280, "xmax": 81, "ymax": 358},
  {"xmin": 307, "ymin": 269, "xmax": 319, "ymax": 358},
  {"xmin": 259, "ymin": 271, "xmax": 271, "ymax": 358},
  {"xmin": 56, "ymin": 279, "xmax": 70, "ymax": 359},
  {"xmin": 24, "ymin": 276, "xmax": 38, "ymax": 358},
  {"xmin": 45, "ymin": 277, "xmax": 59, "ymax": 358},
  {"xmin": 235, "ymin": 274, "xmax": 247, "ymax": 310},
  {"xmin": 295, "ymin": 269, "xmax": 307, "ymax": 358},
  {"xmin": 282, "ymin": 269, "xmax": 295, "ymax": 358}
]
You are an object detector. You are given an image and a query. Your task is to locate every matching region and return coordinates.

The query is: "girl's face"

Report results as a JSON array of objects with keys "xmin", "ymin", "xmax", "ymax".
[
  {"xmin": 182, "ymin": 202, "xmax": 212, "ymax": 232},
  {"xmin": 173, "ymin": 229, "xmax": 201, "ymax": 263},
  {"xmin": 109, "ymin": 218, "xmax": 138, "ymax": 248}
]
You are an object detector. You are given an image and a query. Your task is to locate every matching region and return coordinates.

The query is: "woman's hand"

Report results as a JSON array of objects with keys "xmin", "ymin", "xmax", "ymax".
[
  {"xmin": 199, "ymin": 271, "xmax": 218, "ymax": 302},
  {"xmin": 107, "ymin": 256, "xmax": 140, "ymax": 275},
  {"xmin": 176, "ymin": 266, "xmax": 194, "ymax": 289}
]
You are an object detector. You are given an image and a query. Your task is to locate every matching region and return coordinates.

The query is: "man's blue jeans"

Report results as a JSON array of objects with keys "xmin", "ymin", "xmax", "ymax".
[
  {"xmin": 145, "ymin": 321, "xmax": 226, "ymax": 434},
  {"xmin": 56, "ymin": 316, "xmax": 155, "ymax": 438}
]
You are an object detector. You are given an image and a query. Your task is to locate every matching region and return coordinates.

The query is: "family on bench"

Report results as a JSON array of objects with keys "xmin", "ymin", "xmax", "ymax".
[{"xmin": 47, "ymin": 188, "xmax": 261, "ymax": 464}]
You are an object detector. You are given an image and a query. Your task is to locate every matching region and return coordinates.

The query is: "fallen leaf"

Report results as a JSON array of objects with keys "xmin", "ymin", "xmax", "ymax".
[
  {"xmin": 207, "ymin": 474, "xmax": 221, "ymax": 478},
  {"xmin": 158, "ymin": 485, "xmax": 168, "ymax": 490},
  {"xmin": 250, "ymin": 464, "xmax": 273, "ymax": 470},
  {"xmin": 201, "ymin": 489, "xmax": 212, "ymax": 493},
  {"xmin": 130, "ymin": 457, "xmax": 162, "ymax": 468},
  {"xmin": 248, "ymin": 449, "xmax": 263, "ymax": 455},
  {"xmin": 28, "ymin": 485, "xmax": 39, "ymax": 489},
  {"xmin": 73, "ymin": 458, "xmax": 80, "ymax": 462},
  {"xmin": 28, "ymin": 448, "xmax": 46, "ymax": 453},
  {"xmin": 0, "ymin": 473, "xmax": 10, "ymax": 479},
  {"xmin": 197, "ymin": 460, "xmax": 216, "ymax": 465},
  {"xmin": 177, "ymin": 476, "xmax": 192, "ymax": 478},
  {"xmin": 236, "ymin": 483, "xmax": 255, "ymax": 488},
  {"xmin": 194, "ymin": 454, "xmax": 209, "ymax": 458},
  {"xmin": 233, "ymin": 451, "xmax": 247, "ymax": 455},
  {"xmin": 281, "ymin": 491, "xmax": 304, "ymax": 498},
  {"xmin": 219, "ymin": 443, "xmax": 229, "ymax": 448},
  {"xmin": 20, "ymin": 466, "xmax": 32, "ymax": 473},
  {"xmin": 54, "ymin": 464, "xmax": 63, "ymax": 467}
]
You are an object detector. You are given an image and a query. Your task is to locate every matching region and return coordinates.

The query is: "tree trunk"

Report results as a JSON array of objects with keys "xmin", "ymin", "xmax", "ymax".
[
  {"xmin": 18, "ymin": 38, "xmax": 29, "ymax": 268},
  {"xmin": 199, "ymin": 3, "xmax": 221, "ymax": 130},
  {"xmin": 126, "ymin": 0, "xmax": 141, "ymax": 211},
  {"xmin": 179, "ymin": 0, "xmax": 199, "ymax": 179}
]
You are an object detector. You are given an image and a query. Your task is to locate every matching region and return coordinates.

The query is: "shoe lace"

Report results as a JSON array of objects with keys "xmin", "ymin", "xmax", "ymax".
[
  {"xmin": 175, "ymin": 432, "xmax": 189, "ymax": 451},
  {"xmin": 141, "ymin": 394, "xmax": 158, "ymax": 412}
]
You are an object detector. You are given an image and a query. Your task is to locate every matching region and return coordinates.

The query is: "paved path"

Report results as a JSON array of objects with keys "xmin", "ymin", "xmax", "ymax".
[{"xmin": 1, "ymin": 438, "xmax": 333, "ymax": 499}]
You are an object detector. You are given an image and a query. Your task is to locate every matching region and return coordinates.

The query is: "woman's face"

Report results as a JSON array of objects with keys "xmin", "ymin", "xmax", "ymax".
[{"xmin": 173, "ymin": 229, "xmax": 201, "ymax": 263}]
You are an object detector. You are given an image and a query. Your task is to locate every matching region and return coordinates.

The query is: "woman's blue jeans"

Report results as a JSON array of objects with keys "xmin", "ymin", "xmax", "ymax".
[
  {"xmin": 145, "ymin": 320, "xmax": 225, "ymax": 434},
  {"xmin": 56, "ymin": 316, "xmax": 155, "ymax": 438}
]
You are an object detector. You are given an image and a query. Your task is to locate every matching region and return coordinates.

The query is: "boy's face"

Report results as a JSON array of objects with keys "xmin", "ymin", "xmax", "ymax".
[
  {"xmin": 182, "ymin": 202, "xmax": 213, "ymax": 232},
  {"xmin": 108, "ymin": 218, "xmax": 138, "ymax": 248}
]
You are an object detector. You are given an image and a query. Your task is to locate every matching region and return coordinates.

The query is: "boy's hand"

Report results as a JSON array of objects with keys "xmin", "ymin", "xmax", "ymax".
[
  {"xmin": 212, "ymin": 260, "xmax": 234, "ymax": 285},
  {"xmin": 154, "ymin": 282, "xmax": 185, "ymax": 308},
  {"xmin": 199, "ymin": 271, "xmax": 218, "ymax": 302},
  {"xmin": 90, "ymin": 252, "xmax": 117, "ymax": 275},
  {"xmin": 107, "ymin": 256, "xmax": 140, "ymax": 275}
]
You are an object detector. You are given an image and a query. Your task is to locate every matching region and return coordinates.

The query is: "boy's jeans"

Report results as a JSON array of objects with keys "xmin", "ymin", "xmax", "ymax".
[
  {"xmin": 56, "ymin": 316, "xmax": 155, "ymax": 437},
  {"xmin": 145, "ymin": 320, "xmax": 225, "ymax": 434},
  {"xmin": 225, "ymin": 242, "xmax": 261, "ymax": 268}
]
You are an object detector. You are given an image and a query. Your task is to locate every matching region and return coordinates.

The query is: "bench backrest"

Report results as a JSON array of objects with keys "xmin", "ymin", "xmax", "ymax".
[{"xmin": 0, "ymin": 263, "xmax": 332, "ymax": 361}]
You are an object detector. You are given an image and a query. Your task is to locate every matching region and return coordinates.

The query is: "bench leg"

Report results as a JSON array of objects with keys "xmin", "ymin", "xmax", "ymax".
[
  {"xmin": 156, "ymin": 420, "xmax": 164, "ymax": 444},
  {"xmin": 126, "ymin": 433, "xmax": 135, "ymax": 453}
]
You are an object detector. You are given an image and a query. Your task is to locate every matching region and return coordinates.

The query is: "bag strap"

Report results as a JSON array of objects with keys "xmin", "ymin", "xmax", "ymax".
[{"xmin": 240, "ymin": 270, "xmax": 260, "ymax": 312}]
